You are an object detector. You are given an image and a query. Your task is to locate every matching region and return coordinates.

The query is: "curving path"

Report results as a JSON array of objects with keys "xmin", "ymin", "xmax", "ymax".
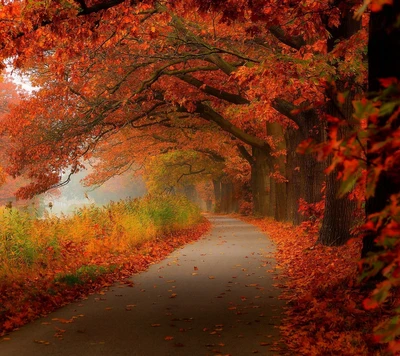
[{"xmin": 0, "ymin": 215, "xmax": 284, "ymax": 356}]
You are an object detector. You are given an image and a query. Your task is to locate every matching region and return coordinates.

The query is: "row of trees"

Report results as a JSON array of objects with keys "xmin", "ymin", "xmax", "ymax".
[
  {"xmin": 0, "ymin": 0, "xmax": 399, "ymax": 346},
  {"xmin": 1, "ymin": 0, "xmax": 368, "ymax": 242}
]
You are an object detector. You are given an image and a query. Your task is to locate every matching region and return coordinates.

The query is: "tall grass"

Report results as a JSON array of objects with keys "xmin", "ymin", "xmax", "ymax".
[{"xmin": 0, "ymin": 194, "xmax": 201, "ymax": 282}]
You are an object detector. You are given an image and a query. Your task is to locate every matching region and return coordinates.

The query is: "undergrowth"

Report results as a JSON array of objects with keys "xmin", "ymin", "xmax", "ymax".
[{"xmin": 0, "ymin": 194, "xmax": 209, "ymax": 334}]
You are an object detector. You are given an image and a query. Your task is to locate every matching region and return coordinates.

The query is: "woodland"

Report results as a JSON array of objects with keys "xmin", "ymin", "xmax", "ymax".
[{"xmin": 0, "ymin": 0, "xmax": 399, "ymax": 354}]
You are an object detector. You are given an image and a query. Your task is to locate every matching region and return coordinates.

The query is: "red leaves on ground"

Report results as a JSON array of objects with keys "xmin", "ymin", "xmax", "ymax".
[{"xmin": 245, "ymin": 217, "xmax": 389, "ymax": 356}]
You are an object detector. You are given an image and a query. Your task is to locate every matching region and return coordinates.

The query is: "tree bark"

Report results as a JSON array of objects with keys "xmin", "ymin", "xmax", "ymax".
[
  {"xmin": 318, "ymin": 6, "xmax": 361, "ymax": 246},
  {"xmin": 275, "ymin": 100, "xmax": 325, "ymax": 207},
  {"xmin": 362, "ymin": 0, "xmax": 400, "ymax": 257},
  {"xmin": 285, "ymin": 127, "xmax": 305, "ymax": 224},
  {"xmin": 250, "ymin": 147, "xmax": 272, "ymax": 216},
  {"xmin": 266, "ymin": 122, "xmax": 287, "ymax": 221},
  {"xmin": 303, "ymin": 110, "xmax": 326, "ymax": 206},
  {"xmin": 318, "ymin": 90, "xmax": 358, "ymax": 245}
]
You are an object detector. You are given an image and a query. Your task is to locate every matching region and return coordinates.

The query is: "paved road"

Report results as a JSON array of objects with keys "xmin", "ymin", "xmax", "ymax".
[{"xmin": 0, "ymin": 215, "xmax": 284, "ymax": 356}]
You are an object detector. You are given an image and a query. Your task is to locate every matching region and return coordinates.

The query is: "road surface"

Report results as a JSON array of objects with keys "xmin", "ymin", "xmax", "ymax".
[{"xmin": 0, "ymin": 215, "xmax": 284, "ymax": 355}]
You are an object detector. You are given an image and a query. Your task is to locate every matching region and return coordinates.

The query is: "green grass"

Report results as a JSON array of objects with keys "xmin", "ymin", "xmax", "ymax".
[{"xmin": 0, "ymin": 194, "xmax": 202, "ymax": 277}]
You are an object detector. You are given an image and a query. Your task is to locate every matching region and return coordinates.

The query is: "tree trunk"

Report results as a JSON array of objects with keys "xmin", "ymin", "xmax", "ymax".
[
  {"xmin": 273, "ymin": 104, "xmax": 325, "ymax": 218},
  {"xmin": 250, "ymin": 147, "xmax": 270, "ymax": 216},
  {"xmin": 318, "ymin": 97, "xmax": 358, "ymax": 245},
  {"xmin": 298, "ymin": 111, "xmax": 326, "ymax": 204},
  {"xmin": 267, "ymin": 122, "xmax": 288, "ymax": 221},
  {"xmin": 220, "ymin": 180, "xmax": 236, "ymax": 213},
  {"xmin": 285, "ymin": 127, "xmax": 305, "ymax": 224},
  {"xmin": 362, "ymin": 0, "xmax": 400, "ymax": 257},
  {"xmin": 212, "ymin": 178, "xmax": 222, "ymax": 213},
  {"xmin": 318, "ymin": 6, "xmax": 361, "ymax": 246},
  {"xmin": 319, "ymin": 159, "xmax": 357, "ymax": 246}
]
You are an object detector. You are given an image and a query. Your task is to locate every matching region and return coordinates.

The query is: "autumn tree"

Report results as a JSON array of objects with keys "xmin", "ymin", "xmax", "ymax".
[
  {"xmin": 143, "ymin": 150, "xmax": 215, "ymax": 205},
  {"xmin": 0, "ymin": 0, "xmax": 367, "ymax": 244},
  {"xmin": 0, "ymin": 76, "xmax": 28, "ymax": 206},
  {"xmin": 361, "ymin": 1, "xmax": 400, "ymax": 349},
  {"xmin": 362, "ymin": 0, "xmax": 400, "ymax": 256}
]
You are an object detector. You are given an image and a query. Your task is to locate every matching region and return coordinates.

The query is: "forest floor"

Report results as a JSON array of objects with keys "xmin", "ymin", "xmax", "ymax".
[
  {"xmin": 244, "ymin": 217, "xmax": 392, "ymax": 356},
  {"xmin": 0, "ymin": 215, "xmax": 284, "ymax": 356}
]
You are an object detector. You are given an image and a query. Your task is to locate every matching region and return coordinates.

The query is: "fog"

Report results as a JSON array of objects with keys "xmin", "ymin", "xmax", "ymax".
[{"xmin": 42, "ymin": 169, "xmax": 147, "ymax": 216}]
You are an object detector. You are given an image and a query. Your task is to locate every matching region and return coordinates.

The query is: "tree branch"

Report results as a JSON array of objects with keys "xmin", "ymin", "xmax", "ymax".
[
  {"xmin": 193, "ymin": 148, "xmax": 225, "ymax": 162},
  {"xmin": 238, "ymin": 144, "xmax": 254, "ymax": 165},
  {"xmin": 272, "ymin": 98, "xmax": 302, "ymax": 127},
  {"xmin": 174, "ymin": 74, "xmax": 250, "ymax": 104},
  {"xmin": 192, "ymin": 102, "xmax": 270, "ymax": 151},
  {"xmin": 268, "ymin": 26, "xmax": 306, "ymax": 50}
]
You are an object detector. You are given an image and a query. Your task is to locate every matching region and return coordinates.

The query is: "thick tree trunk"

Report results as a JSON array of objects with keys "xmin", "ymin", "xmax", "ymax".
[
  {"xmin": 362, "ymin": 0, "xmax": 400, "ymax": 257},
  {"xmin": 304, "ymin": 154, "xmax": 325, "ymax": 205},
  {"xmin": 285, "ymin": 127, "xmax": 305, "ymax": 224},
  {"xmin": 318, "ymin": 6, "xmax": 361, "ymax": 246},
  {"xmin": 319, "ymin": 100, "xmax": 358, "ymax": 245},
  {"xmin": 250, "ymin": 147, "xmax": 271, "ymax": 216},
  {"xmin": 299, "ymin": 111, "xmax": 326, "ymax": 205},
  {"xmin": 274, "ymin": 182, "xmax": 287, "ymax": 221},
  {"xmin": 285, "ymin": 110, "xmax": 325, "ymax": 224},
  {"xmin": 275, "ymin": 104, "xmax": 325, "ymax": 215},
  {"xmin": 267, "ymin": 122, "xmax": 288, "ymax": 221},
  {"xmin": 319, "ymin": 158, "xmax": 357, "ymax": 246}
]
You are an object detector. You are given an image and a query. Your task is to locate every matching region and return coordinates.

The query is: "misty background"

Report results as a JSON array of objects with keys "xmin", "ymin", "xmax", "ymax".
[{"xmin": 41, "ymin": 169, "xmax": 146, "ymax": 216}]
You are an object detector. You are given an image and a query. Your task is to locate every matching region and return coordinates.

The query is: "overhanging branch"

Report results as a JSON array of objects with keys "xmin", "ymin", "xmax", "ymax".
[
  {"xmin": 175, "ymin": 74, "xmax": 250, "ymax": 105},
  {"xmin": 192, "ymin": 102, "xmax": 270, "ymax": 152}
]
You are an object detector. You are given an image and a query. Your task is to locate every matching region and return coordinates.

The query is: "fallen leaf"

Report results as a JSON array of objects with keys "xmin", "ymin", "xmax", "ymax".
[
  {"xmin": 260, "ymin": 342, "xmax": 270, "ymax": 346},
  {"xmin": 52, "ymin": 318, "xmax": 73, "ymax": 324}
]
